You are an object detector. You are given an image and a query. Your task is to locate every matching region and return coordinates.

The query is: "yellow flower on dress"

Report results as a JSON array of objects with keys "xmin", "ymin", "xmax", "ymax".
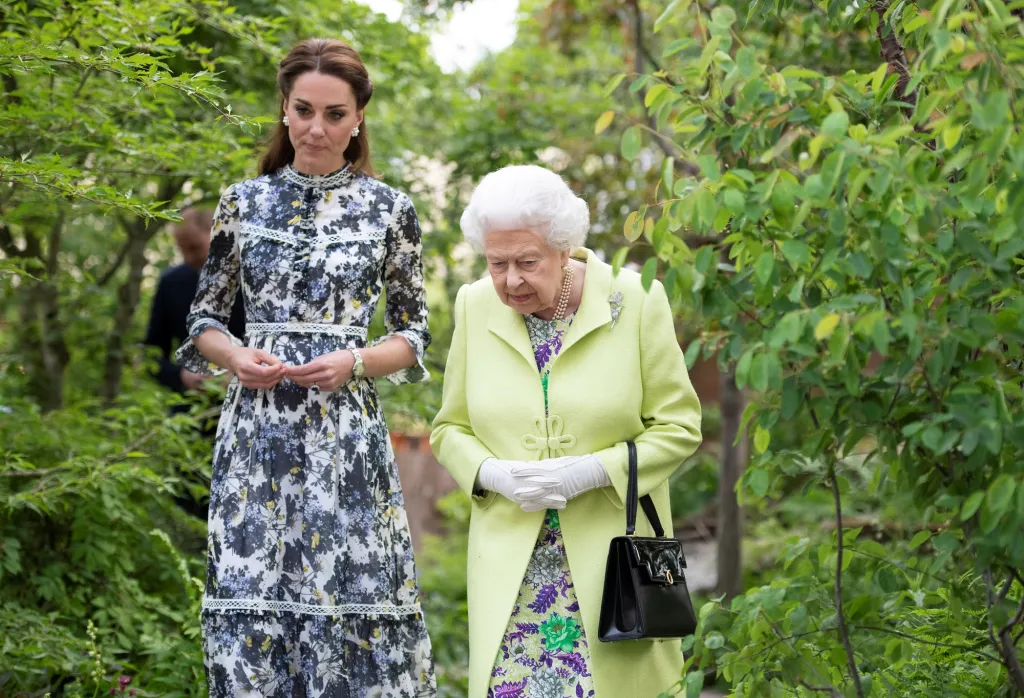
[
  {"xmin": 291, "ymin": 200, "xmax": 301, "ymax": 207},
  {"xmin": 261, "ymin": 636, "xmax": 272, "ymax": 651},
  {"xmin": 312, "ymin": 532, "xmax": 320, "ymax": 548},
  {"xmin": 288, "ymin": 214, "xmax": 301, "ymax": 225}
]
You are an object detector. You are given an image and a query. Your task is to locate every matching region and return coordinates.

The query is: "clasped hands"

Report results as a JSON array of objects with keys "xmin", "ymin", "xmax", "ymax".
[
  {"xmin": 227, "ymin": 347, "xmax": 354, "ymax": 391},
  {"xmin": 477, "ymin": 454, "xmax": 611, "ymax": 512}
]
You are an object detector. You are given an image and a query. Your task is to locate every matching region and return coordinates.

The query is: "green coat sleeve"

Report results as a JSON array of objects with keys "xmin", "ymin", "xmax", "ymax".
[
  {"xmin": 430, "ymin": 285, "xmax": 497, "ymax": 498},
  {"xmin": 594, "ymin": 279, "xmax": 703, "ymax": 506}
]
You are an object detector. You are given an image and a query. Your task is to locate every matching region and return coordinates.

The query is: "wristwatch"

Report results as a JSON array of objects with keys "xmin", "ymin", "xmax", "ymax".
[{"xmin": 350, "ymin": 348, "xmax": 366, "ymax": 379}]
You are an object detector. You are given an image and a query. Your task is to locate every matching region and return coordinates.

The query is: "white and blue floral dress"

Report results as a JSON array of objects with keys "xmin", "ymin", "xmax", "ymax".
[{"xmin": 176, "ymin": 164, "xmax": 436, "ymax": 697}]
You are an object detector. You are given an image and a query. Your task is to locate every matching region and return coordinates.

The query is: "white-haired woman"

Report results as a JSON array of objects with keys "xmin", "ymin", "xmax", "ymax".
[{"xmin": 430, "ymin": 165, "xmax": 702, "ymax": 698}]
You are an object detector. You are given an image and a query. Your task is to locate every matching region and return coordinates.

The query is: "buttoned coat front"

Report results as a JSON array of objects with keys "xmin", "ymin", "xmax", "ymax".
[{"xmin": 430, "ymin": 249, "xmax": 703, "ymax": 698}]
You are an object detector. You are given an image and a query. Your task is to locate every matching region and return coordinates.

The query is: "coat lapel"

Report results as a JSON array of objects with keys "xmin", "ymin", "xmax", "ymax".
[
  {"xmin": 560, "ymin": 248, "xmax": 613, "ymax": 357},
  {"xmin": 487, "ymin": 298, "xmax": 538, "ymax": 371}
]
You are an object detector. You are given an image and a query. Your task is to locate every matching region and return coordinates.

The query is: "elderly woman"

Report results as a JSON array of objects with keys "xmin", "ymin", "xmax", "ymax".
[{"xmin": 430, "ymin": 165, "xmax": 702, "ymax": 698}]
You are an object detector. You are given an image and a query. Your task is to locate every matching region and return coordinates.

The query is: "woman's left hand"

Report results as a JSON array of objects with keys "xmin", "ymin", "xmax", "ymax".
[{"xmin": 286, "ymin": 350, "xmax": 355, "ymax": 392}]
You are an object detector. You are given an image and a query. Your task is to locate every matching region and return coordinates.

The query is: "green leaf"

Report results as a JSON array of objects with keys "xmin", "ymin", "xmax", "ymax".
[
  {"xmin": 603, "ymin": 73, "xmax": 627, "ymax": 97},
  {"xmin": 903, "ymin": 15, "xmax": 930, "ymax": 32},
  {"xmin": 987, "ymin": 475, "xmax": 1016, "ymax": 516},
  {"xmin": 624, "ymin": 211, "xmax": 642, "ymax": 242},
  {"xmin": 621, "ymin": 127, "xmax": 642, "ymax": 160},
  {"xmin": 711, "ymin": 6, "xmax": 737, "ymax": 25},
  {"xmin": 780, "ymin": 240, "xmax": 810, "ymax": 268},
  {"xmin": 694, "ymin": 245, "xmax": 716, "ymax": 274},
  {"xmin": 641, "ymin": 257, "xmax": 658, "ymax": 291},
  {"xmin": 595, "ymin": 110, "xmax": 615, "ymax": 135},
  {"xmin": 755, "ymin": 251, "xmax": 774, "ymax": 285},
  {"xmin": 735, "ymin": 349, "xmax": 754, "ymax": 389},
  {"xmin": 870, "ymin": 63, "xmax": 888, "ymax": 92},
  {"xmin": 704, "ymin": 630, "xmax": 726, "ymax": 649},
  {"xmin": 908, "ymin": 530, "xmax": 931, "ymax": 550},
  {"xmin": 750, "ymin": 353, "xmax": 770, "ymax": 392},
  {"xmin": 815, "ymin": 313, "xmax": 841, "ymax": 340},
  {"xmin": 685, "ymin": 671, "xmax": 704, "ymax": 698},
  {"xmin": 942, "ymin": 124, "xmax": 963, "ymax": 150},
  {"xmin": 961, "ymin": 491, "xmax": 985, "ymax": 521},
  {"xmin": 662, "ymin": 156, "xmax": 674, "ymax": 197},
  {"xmin": 654, "ymin": 0, "xmax": 691, "ymax": 33},
  {"xmin": 611, "ymin": 246, "xmax": 629, "ymax": 275},
  {"xmin": 822, "ymin": 110, "xmax": 850, "ymax": 139},
  {"xmin": 753, "ymin": 427, "xmax": 771, "ymax": 455}
]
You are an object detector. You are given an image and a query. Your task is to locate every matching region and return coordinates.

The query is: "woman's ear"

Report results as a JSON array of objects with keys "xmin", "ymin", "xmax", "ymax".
[{"xmin": 559, "ymin": 250, "xmax": 570, "ymax": 268}]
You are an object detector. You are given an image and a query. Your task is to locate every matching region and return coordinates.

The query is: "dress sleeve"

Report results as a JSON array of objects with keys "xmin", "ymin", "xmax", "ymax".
[
  {"xmin": 371, "ymin": 193, "xmax": 431, "ymax": 384},
  {"xmin": 174, "ymin": 184, "xmax": 244, "ymax": 376},
  {"xmin": 430, "ymin": 285, "xmax": 497, "ymax": 505}
]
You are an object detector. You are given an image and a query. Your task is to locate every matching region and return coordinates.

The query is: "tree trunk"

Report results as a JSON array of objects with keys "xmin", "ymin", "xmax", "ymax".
[
  {"xmin": 101, "ymin": 234, "xmax": 149, "ymax": 402},
  {"xmin": 22, "ymin": 280, "xmax": 69, "ymax": 412},
  {"xmin": 717, "ymin": 366, "xmax": 746, "ymax": 599}
]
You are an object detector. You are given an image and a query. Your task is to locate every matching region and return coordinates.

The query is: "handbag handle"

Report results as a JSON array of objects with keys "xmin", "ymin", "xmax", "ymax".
[{"xmin": 625, "ymin": 441, "xmax": 665, "ymax": 538}]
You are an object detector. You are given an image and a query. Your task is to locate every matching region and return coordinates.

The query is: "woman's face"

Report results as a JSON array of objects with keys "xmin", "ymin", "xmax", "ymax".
[
  {"xmin": 484, "ymin": 228, "xmax": 569, "ymax": 316},
  {"xmin": 284, "ymin": 71, "xmax": 363, "ymax": 175}
]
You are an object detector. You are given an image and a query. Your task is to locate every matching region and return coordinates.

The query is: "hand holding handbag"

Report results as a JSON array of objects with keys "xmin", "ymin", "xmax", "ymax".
[{"xmin": 598, "ymin": 441, "xmax": 698, "ymax": 641}]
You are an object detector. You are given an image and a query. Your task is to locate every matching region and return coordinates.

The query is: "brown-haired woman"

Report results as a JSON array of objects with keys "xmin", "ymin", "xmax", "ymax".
[{"xmin": 175, "ymin": 38, "xmax": 436, "ymax": 697}]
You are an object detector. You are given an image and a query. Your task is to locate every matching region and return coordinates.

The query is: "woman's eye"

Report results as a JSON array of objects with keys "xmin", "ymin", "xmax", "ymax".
[
  {"xmin": 491, "ymin": 262, "xmax": 507, "ymax": 270},
  {"xmin": 296, "ymin": 107, "xmax": 309, "ymax": 115},
  {"xmin": 521, "ymin": 261, "xmax": 537, "ymax": 268},
  {"xmin": 330, "ymin": 112, "xmax": 345, "ymax": 121}
]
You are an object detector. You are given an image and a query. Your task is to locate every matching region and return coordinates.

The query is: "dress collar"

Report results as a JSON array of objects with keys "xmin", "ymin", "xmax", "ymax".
[{"xmin": 281, "ymin": 162, "xmax": 354, "ymax": 189}]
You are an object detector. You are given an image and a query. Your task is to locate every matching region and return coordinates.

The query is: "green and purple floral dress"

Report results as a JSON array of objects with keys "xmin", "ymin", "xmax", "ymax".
[{"xmin": 487, "ymin": 313, "xmax": 596, "ymax": 698}]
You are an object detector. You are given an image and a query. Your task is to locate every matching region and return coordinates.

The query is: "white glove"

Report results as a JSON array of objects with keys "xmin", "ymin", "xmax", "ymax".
[
  {"xmin": 477, "ymin": 459, "xmax": 567, "ymax": 510},
  {"xmin": 510, "ymin": 454, "xmax": 611, "ymax": 511}
]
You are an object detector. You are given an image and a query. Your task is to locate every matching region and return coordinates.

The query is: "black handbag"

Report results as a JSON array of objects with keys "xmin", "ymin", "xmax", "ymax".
[{"xmin": 598, "ymin": 441, "xmax": 698, "ymax": 641}]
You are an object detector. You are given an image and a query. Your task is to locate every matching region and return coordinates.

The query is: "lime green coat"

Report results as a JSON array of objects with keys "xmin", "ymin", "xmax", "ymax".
[{"xmin": 430, "ymin": 249, "xmax": 703, "ymax": 698}]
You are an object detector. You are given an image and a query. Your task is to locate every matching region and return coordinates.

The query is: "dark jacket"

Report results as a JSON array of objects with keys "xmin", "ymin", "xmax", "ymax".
[{"xmin": 144, "ymin": 264, "xmax": 245, "ymax": 393}]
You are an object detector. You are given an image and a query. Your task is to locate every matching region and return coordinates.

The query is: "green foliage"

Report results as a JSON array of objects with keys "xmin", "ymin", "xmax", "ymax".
[
  {"xmin": 615, "ymin": 0, "xmax": 1024, "ymax": 694},
  {"xmin": 0, "ymin": 367, "xmax": 210, "ymax": 694},
  {"xmin": 418, "ymin": 491, "xmax": 471, "ymax": 698}
]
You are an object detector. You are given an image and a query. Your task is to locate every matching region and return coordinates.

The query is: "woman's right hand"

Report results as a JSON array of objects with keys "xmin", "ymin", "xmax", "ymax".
[{"xmin": 228, "ymin": 347, "xmax": 287, "ymax": 390}]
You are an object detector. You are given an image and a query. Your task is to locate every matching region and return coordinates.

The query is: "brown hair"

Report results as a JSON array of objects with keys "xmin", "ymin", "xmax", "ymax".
[{"xmin": 259, "ymin": 39, "xmax": 375, "ymax": 177}]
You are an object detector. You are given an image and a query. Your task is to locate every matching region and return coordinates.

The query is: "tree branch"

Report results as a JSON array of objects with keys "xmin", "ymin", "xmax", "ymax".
[
  {"xmin": 857, "ymin": 626, "xmax": 999, "ymax": 662},
  {"xmin": 873, "ymin": 2, "xmax": 918, "ymax": 111},
  {"xmin": 625, "ymin": 0, "xmax": 699, "ymax": 174},
  {"xmin": 96, "ymin": 239, "xmax": 132, "ymax": 287},
  {"xmin": 987, "ymin": 569, "xmax": 1024, "ymax": 693},
  {"xmin": 831, "ymin": 468, "xmax": 865, "ymax": 698},
  {"xmin": 45, "ymin": 207, "xmax": 65, "ymax": 277}
]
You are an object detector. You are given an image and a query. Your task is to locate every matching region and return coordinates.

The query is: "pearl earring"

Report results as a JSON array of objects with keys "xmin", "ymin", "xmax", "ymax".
[
  {"xmin": 351, "ymin": 126, "xmax": 360, "ymax": 137},
  {"xmin": 282, "ymin": 116, "xmax": 290, "ymax": 127}
]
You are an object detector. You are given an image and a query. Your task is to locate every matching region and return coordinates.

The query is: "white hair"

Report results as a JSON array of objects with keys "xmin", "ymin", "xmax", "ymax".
[{"xmin": 460, "ymin": 165, "xmax": 590, "ymax": 253}]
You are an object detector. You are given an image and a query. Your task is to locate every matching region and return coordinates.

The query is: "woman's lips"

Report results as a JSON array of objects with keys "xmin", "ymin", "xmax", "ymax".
[{"xmin": 510, "ymin": 294, "xmax": 532, "ymax": 304}]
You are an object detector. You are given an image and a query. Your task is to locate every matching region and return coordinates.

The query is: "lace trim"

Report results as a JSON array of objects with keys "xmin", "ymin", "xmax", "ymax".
[
  {"xmin": 246, "ymin": 322, "xmax": 367, "ymax": 339},
  {"xmin": 240, "ymin": 223, "xmax": 299, "ymax": 246},
  {"xmin": 282, "ymin": 164, "xmax": 354, "ymax": 190},
  {"xmin": 241, "ymin": 224, "xmax": 385, "ymax": 246},
  {"xmin": 203, "ymin": 598, "xmax": 422, "ymax": 617},
  {"xmin": 322, "ymin": 231, "xmax": 386, "ymax": 244}
]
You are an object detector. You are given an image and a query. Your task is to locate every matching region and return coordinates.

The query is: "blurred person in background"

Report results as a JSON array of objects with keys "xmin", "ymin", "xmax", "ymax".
[{"xmin": 144, "ymin": 207, "xmax": 245, "ymax": 396}]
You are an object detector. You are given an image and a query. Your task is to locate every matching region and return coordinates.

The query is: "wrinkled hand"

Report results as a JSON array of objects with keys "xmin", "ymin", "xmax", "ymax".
[
  {"xmin": 511, "ymin": 454, "xmax": 610, "ymax": 510},
  {"xmin": 228, "ymin": 347, "xmax": 286, "ymax": 390},
  {"xmin": 180, "ymin": 368, "xmax": 209, "ymax": 391},
  {"xmin": 285, "ymin": 350, "xmax": 354, "ymax": 393},
  {"xmin": 478, "ymin": 458, "xmax": 567, "ymax": 511}
]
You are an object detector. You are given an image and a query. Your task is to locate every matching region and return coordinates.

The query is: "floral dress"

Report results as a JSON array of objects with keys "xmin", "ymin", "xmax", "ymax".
[
  {"xmin": 176, "ymin": 164, "xmax": 436, "ymax": 697},
  {"xmin": 487, "ymin": 314, "xmax": 595, "ymax": 698}
]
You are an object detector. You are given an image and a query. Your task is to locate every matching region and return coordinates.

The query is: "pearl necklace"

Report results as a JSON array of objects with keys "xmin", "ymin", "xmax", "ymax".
[{"xmin": 554, "ymin": 262, "xmax": 575, "ymax": 321}]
